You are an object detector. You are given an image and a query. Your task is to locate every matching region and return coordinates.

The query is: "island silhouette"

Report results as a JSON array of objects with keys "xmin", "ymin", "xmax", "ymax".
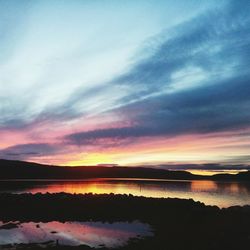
[{"xmin": 0, "ymin": 159, "xmax": 249, "ymax": 181}]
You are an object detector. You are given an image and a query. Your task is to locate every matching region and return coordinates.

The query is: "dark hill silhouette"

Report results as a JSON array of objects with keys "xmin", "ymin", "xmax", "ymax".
[{"xmin": 0, "ymin": 159, "xmax": 249, "ymax": 181}]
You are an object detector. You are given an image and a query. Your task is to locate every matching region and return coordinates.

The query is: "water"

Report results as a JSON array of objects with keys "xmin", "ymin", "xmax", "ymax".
[
  {"xmin": 0, "ymin": 221, "xmax": 152, "ymax": 248},
  {"xmin": 1, "ymin": 178, "xmax": 250, "ymax": 208}
]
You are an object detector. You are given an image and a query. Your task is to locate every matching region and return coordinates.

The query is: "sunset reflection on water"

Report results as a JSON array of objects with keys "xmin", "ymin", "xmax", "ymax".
[
  {"xmin": 2, "ymin": 178, "xmax": 249, "ymax": 208},
  {"xmin": 191, "ymin": 180, "xmax": 218, "ymax": 192}
]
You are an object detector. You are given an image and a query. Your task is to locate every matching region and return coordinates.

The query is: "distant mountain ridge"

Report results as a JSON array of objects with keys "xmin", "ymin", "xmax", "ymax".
[{"xmin": 0, "ymin": 159, "xmax": 249, "ymax": 181}]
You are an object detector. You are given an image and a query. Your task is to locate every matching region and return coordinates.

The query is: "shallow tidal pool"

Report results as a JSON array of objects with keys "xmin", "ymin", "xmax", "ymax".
[{"xmin": 0, "ymin": 220, "xmax": 153, "ymax": 248}]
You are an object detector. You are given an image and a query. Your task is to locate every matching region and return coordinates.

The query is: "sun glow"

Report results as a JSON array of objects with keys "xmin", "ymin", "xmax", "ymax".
[{"xmin": 65, "ymin": 153, "xmax": 115, "ymax": 166}]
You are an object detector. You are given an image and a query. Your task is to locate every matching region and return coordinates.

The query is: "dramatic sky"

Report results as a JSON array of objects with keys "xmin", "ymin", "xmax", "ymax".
[{"xmin": 0, "ymin": 0, "xmax": 250, "ymax": 169}]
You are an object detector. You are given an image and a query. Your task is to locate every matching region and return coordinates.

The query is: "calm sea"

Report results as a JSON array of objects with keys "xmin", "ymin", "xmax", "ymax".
[{"xmin": 1, "ymin": 178, "xmax": 250, "ymax": 208}]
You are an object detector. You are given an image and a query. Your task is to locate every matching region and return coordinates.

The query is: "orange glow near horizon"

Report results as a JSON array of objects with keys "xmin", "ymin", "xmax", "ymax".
[
  {"xmin": 1, "ymin": 121, "xmax": 250, "ymax": 169},
  {"xmin": 68, "ymin": 131, "xmax": 250, "ymax": 166}
]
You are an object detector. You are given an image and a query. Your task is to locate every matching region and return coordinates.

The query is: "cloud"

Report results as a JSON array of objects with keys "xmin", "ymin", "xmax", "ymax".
[
  {"xmin": 112, "ymin": 0, "xmax": 250, "ymax": 97},
  {"xmin": 0, "ymin": 143, "xmax": 60, "ymax": 161},
  {"xmin": 65, "ymin": 0, "xmax": 250, "ymax": 146},
  {"xmin": 147, "ymin": 163, "xmax": 250, "ymax": 171},
  {"xmin": 221, "ymin": 155, "xmax": 250, "ymax": 165},
  {"xmin": 0, "ymin": 0, "xmax": 226, "ymax": 131},
  {"xmin": 1, "ymin": 0, "xmax": 250, "ymax": 166},
  {"xmin": 2, "ymin": 0, "xmax": 202, "ymax": 130}
]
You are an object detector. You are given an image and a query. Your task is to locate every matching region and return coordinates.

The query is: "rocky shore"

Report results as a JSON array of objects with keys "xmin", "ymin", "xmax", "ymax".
[{"xmin": 0, "ymin": 193, "xmax": 250, "ymax": 250}]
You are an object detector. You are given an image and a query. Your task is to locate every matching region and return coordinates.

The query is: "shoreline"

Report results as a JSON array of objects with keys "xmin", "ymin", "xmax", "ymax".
[{"xmin": 0, "ymin": 193, "xmax": 250, "ymax": 249}]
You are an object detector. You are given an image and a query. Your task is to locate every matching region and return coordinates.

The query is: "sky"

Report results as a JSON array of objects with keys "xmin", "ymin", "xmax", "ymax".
[{"xmin": 0, "ymin": 0, "xmax": 250, "ymax": 170}]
